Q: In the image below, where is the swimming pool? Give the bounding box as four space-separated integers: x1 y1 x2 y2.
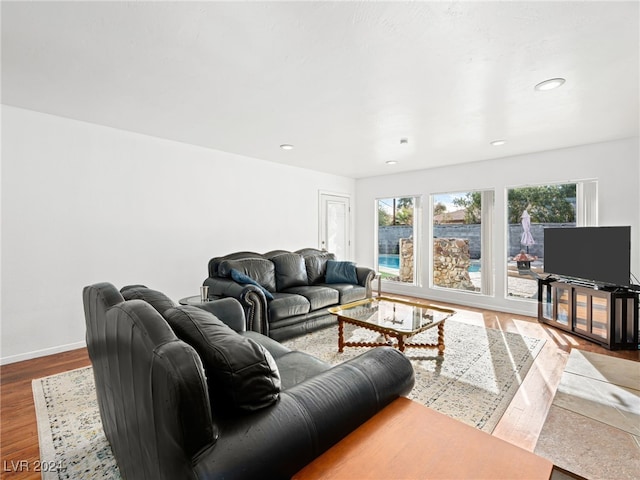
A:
378 254 400 269
469 262 480 273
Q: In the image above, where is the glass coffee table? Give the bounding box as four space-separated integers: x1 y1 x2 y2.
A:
329 297 455 354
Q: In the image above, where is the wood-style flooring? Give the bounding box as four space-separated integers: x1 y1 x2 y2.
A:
1 298 638 480
1 349 91 480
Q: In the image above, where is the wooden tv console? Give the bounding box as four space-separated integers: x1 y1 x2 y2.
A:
293 397 554 480
537 277 639 350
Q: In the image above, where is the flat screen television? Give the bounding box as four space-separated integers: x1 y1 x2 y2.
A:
543 226 631 287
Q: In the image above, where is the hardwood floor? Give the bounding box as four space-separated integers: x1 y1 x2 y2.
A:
1 349 91 480
0 300 637 480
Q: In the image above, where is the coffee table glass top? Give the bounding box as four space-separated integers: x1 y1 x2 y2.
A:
329 296 454 335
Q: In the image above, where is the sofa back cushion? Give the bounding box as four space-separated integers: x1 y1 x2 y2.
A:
218 258 276 292
303 251 336 284
208 251 264 277
271 253 309 291
120 286 176 315
164 306 281 412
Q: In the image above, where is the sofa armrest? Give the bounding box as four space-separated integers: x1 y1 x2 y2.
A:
196 297 247 333
356 266 376 297
193 347 414 480
202 277 268 335
285 345 414 425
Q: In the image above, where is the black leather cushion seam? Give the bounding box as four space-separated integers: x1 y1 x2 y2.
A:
279 391 320 453
341 361 380 405
111 301 177 348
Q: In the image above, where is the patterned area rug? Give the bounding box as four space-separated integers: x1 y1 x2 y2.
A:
284 320 544 432
33 319 544 480
32 367 120 480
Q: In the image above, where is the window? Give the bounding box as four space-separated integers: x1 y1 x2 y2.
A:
431 190 494 294
506 182 596 300
376 196 419 285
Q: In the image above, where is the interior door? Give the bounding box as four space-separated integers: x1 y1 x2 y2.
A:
319 192 351 260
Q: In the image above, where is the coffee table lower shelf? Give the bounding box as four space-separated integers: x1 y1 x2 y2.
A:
338 318 446 353
293 397 554 480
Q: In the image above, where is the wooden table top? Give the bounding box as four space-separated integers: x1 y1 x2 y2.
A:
293 397 553 480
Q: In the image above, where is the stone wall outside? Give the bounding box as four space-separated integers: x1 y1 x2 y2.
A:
432 238 477 291
399 238 413 283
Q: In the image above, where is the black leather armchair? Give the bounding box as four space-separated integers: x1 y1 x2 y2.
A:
83 282 414 480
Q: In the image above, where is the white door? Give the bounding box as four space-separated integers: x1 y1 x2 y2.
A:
319 192 351 260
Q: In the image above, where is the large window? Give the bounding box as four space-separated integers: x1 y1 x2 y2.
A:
506 183 585 299
377 196 419 285
431 190 494 294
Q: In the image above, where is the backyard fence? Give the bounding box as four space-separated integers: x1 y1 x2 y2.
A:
379 223 576 259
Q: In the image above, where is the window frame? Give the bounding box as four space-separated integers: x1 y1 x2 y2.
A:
504 179 598 302
375 195 422 287
429 189 495 296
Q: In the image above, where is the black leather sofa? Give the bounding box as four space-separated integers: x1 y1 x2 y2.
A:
83 282 414 480
203 248 376 341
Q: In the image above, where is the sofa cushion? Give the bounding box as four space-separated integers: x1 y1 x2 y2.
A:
230 269 274 300
303 252 336 284
268 293 310 323
164 306 281 411
209 251 264 277
263 249 291 259
325 260 359 284
272 253 308 290
240 331 332 389
269 351 332 389
317 283 367 304
283 285 339 310
219 258 276 292
120 286 175 315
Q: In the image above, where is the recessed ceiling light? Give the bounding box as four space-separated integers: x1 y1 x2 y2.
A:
400 138 409 145
386 160 398 165
534 78 566 91
280 144 294 150
490 140 506 146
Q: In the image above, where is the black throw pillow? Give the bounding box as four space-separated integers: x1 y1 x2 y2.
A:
164 306 281 412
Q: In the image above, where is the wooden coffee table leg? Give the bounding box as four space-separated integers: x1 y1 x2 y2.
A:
437 321 445 355
338 318 345 352
397 335 405 352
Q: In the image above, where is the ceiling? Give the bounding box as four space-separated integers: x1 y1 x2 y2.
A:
2 1 638 179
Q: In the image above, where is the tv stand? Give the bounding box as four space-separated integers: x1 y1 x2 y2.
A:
538 277 639 350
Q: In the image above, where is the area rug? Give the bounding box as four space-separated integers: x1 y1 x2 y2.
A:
33 319 544 480
284 320 544 432
32 366 121 480
534 349 640 480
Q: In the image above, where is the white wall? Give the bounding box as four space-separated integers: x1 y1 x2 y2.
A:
355 137 640 317
1 106 355 363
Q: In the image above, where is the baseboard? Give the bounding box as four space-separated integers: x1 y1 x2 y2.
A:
0 341 86 365
380 286 539 319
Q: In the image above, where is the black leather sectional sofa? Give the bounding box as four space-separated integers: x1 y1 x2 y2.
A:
83 283 414 480
203 248 376 341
